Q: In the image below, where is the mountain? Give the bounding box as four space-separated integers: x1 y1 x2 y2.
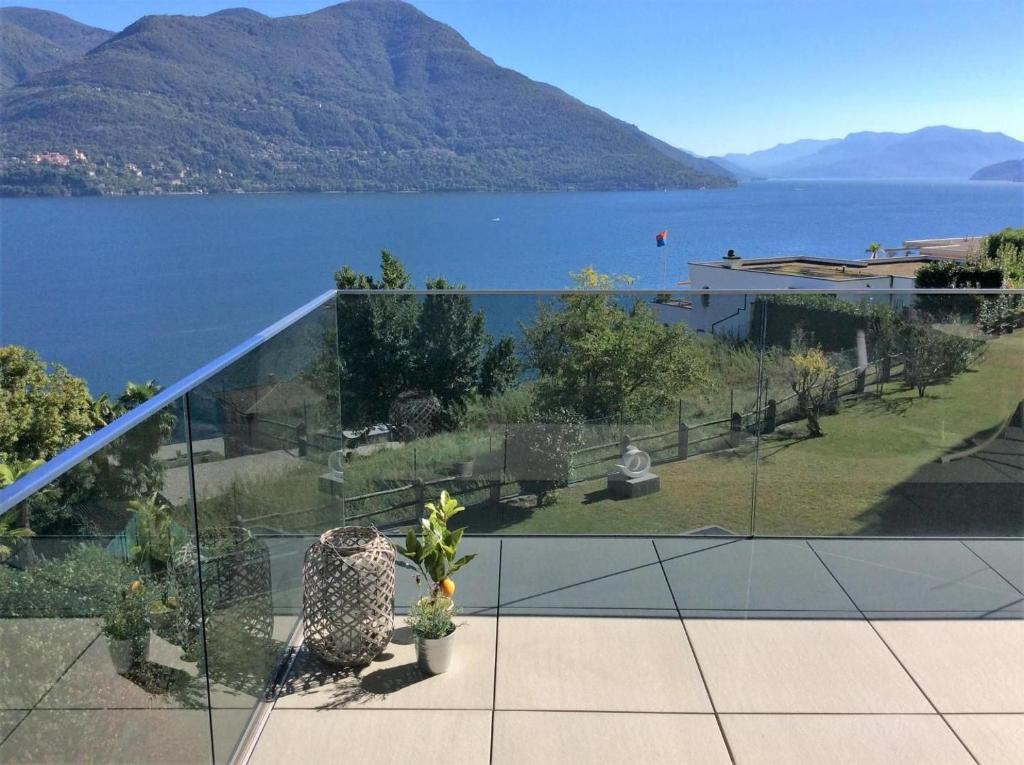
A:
638 133 737 181
0 0 733 196
971 159 1024 182
714 138 840 176
0 7 112 88
723 126 1024 180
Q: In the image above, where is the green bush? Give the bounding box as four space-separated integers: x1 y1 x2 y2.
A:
0 544 136 617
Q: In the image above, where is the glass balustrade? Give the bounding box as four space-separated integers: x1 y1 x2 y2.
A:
2 287 1021 763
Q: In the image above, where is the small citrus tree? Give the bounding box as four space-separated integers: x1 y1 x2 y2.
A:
398 491 476 598
786 348 838 437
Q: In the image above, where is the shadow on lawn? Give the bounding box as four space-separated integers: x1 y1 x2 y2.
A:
856 421 1024 537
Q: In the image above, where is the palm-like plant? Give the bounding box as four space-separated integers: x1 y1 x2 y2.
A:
866 242 884 259
0 515 34 563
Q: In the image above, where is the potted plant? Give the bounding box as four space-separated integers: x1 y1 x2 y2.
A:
397 491 476 675
146 586 179 638
103 580 150 674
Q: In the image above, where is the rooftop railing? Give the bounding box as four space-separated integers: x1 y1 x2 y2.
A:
1 287 1022 763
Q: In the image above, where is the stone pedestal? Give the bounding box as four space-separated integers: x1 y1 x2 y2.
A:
607 471 661 499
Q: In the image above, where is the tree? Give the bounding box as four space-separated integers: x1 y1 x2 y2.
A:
415 279 487 429
901 325 973 398
0 346 95 464
522 269 712 421
479 336 520 397
865 242 883 259
785 347 838 437
335 251 421 426
105 380 175 498
865 305 904 391
334 252 494 432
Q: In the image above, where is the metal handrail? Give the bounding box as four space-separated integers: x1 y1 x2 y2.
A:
0 288 338 513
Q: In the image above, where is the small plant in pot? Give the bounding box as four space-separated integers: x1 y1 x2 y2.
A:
103 580 151 674
397 491 475 675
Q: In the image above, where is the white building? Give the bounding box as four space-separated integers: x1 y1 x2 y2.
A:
654 243 971 338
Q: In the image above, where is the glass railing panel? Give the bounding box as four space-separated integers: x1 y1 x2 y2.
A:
185 295 338 763
751 292 1024 537
332 290 762 536
0 398 213 764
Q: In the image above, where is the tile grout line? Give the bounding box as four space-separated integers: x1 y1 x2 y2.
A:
652 539 736 765
958 540 1024 598
0 626 101 753
488 539 502 765
5 629 103 746
805 541 981 765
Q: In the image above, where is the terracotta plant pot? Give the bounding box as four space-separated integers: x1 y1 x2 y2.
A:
107 633 150 675
416 629 456 675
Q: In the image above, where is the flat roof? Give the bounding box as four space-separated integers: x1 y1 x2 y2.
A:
689 255 940 282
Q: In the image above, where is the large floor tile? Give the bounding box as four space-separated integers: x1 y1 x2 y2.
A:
0 711 26 744
495 615 711 712
810 539 1023 614
946 714 1024 765
657 538 857 614
498 538 674 611
250 709 491 765
38 630 209 710
395 537 501 610
492 711 730 765
0 618 100 708
685 618 931 713
721 714 973 764
276 616 496 710
873 620 1024 712
963 540 1024 593
0 709 215 764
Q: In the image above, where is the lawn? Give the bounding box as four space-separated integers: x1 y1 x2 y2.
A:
464 331 1024 537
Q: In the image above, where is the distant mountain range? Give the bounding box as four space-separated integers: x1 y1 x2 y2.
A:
714 127 1024 180
0 7 111 88
0 0 733 196
971 159 1023 182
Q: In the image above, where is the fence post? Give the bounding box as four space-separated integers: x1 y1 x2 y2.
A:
855 368 866 395
677 421 689 460
765 400 777 433
413 478 425 521
728 411 743 447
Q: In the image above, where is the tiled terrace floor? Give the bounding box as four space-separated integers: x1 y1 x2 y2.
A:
2 536 1021 763
248 537 1024 765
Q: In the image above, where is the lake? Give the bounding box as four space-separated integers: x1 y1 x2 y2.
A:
1 180 1021 395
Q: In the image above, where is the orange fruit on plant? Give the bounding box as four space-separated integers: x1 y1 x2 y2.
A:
440 578 456 598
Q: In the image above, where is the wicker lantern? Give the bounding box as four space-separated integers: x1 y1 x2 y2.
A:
303 527 396 666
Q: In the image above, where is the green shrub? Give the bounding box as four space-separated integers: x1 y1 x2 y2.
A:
0 544 136 617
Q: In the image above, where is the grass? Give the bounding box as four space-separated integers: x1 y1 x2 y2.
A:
463 331 1024 537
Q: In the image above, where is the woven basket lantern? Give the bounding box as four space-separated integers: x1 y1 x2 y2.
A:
303 526 396 666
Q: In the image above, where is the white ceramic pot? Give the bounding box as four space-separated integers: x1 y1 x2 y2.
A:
108 633 150 674
416 629 455 675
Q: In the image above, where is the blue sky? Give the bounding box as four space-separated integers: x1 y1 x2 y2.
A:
4 0 1022 155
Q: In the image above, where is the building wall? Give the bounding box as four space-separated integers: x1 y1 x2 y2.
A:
660 265 916 339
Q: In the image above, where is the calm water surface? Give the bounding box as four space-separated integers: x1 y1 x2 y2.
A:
1 180 1021 394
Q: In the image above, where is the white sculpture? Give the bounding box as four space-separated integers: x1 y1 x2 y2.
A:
616 444 651 478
